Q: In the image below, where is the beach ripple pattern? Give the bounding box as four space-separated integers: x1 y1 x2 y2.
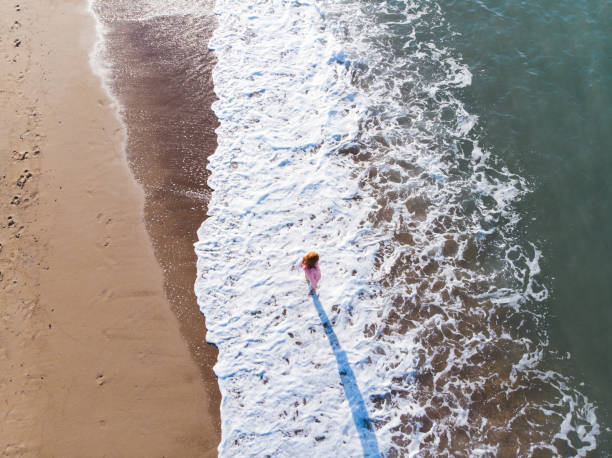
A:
196 0 600 456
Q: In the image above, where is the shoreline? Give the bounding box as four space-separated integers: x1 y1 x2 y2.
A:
1 1 219 456
89 0 221 390
89 0 221 426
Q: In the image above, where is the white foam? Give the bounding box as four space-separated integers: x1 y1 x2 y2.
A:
86 0 129 171
197 0 600 456
196 1 389 455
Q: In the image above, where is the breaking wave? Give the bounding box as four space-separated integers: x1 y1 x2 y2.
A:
195 0 600 456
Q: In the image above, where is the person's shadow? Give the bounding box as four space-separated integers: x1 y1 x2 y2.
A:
311 292 381 457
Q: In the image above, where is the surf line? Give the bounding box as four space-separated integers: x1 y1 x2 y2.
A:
311 293 381 457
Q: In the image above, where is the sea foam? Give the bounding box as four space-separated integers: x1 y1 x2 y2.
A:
196 0 600 456
196 1 386 455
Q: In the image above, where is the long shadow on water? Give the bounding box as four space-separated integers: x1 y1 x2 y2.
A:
311 293 381 457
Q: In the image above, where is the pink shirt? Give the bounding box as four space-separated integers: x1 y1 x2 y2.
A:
301 262 321 289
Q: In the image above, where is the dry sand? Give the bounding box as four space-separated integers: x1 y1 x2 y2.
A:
0 1 219 456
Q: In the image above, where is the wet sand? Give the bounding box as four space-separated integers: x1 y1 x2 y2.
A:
96 2 220 389
0 0 219 456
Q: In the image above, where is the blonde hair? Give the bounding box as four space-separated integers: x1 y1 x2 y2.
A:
302 251 319 269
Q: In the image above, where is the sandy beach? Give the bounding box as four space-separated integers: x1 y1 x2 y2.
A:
1 1 219 456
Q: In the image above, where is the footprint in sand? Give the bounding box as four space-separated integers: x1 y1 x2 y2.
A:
12 150 28 161
13 39 21 48
16 170 32 188
96 213 113 226
10 196 21 206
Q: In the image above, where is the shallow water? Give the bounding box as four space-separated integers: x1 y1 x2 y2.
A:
442 0 612 452
196 0 607 455
92 0 611 455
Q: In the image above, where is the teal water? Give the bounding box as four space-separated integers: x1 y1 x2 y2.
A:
92 0 610 454
442 0 612 451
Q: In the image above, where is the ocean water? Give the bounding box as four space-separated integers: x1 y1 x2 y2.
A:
90 0 611 455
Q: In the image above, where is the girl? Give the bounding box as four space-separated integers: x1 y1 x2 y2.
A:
301 251 321 290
